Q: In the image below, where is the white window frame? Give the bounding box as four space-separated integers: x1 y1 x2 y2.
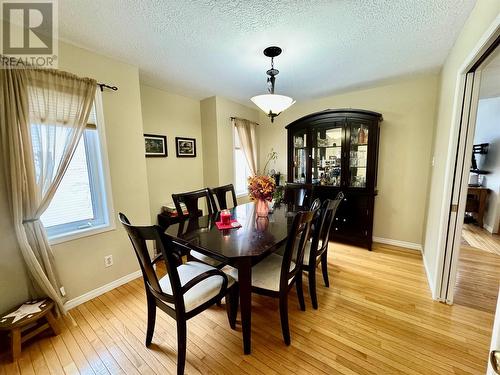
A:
233 126 251 198
46 89 115 245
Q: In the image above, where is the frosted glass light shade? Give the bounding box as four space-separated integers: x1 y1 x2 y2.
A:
250 94 295 117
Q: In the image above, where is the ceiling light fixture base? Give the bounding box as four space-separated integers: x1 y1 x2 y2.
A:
263 46 282 58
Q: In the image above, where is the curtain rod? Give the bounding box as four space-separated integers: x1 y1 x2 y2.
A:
97 83 118 92
230 116 260 125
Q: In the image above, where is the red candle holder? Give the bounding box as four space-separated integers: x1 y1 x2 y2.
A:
220 209 231 225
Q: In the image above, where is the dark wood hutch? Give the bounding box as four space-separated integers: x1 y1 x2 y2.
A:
286 109 382 250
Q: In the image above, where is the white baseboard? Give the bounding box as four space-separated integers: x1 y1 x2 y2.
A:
372 236 422 251
64 270 142 311
422 250 440 300
484 223 494 233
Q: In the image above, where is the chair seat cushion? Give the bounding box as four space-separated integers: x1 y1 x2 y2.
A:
190 250 224 267
227 253 295 292
159 261 234 312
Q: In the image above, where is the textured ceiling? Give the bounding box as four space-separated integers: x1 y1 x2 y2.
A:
59 0 476 103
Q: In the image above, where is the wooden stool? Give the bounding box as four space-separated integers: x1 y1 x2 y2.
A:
0 299 59 362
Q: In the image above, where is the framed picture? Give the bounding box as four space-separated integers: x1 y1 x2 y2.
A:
144 134 167 157
175 137 196 157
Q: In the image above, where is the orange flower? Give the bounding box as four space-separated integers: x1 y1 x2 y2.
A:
248 175 276 201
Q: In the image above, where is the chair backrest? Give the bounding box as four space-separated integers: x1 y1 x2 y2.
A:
119 213 183 309
309 192 344 263
283 183 313 207
210 183 238 211
172 188 214 219
280 210 316 291
309 198 322 235
310 198 321 212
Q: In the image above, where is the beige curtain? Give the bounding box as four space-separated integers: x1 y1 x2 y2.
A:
0 63 96 313
233 117 258 175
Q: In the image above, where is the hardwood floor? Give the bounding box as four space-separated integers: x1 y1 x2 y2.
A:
456 223 500 314
462 223 500 256
454 245 500 314
0 243 495 374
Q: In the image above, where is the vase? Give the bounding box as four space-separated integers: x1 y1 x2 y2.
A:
255 216 269 231
255 199 269 217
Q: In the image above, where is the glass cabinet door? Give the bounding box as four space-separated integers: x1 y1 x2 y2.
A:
312 125 343 186
348 121 369 188
292 131 307 183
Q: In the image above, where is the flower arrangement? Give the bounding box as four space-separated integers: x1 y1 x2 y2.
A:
248 148 278 202
248 174 276 202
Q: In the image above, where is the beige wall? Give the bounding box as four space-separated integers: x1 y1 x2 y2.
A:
423 1 500 295
141 85 204 220
200 96 260 188
257 74 439 245
200 97 219 188
0 41 152 311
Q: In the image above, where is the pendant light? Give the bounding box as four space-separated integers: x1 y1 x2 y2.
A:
251 46 295 122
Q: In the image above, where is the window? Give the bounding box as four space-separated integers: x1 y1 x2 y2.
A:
39 92 113 242
234 129 251 196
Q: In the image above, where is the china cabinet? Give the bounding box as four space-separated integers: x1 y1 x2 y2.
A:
286 109 382 249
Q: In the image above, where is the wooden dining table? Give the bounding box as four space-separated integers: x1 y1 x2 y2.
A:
165 202 298 354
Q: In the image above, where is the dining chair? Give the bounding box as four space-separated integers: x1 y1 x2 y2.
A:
209 183 238 211
302 191 344 309
172 188 223 268
172 188 214 219
226 210 315 345
119 213 238 375
283 183 313 207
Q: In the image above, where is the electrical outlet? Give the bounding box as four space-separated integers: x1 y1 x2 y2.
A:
104 255 113 268
59 286 66 297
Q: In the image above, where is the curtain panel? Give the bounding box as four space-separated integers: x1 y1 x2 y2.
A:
232 117 258 176
0 63 96 313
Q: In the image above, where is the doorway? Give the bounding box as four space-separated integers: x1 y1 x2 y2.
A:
440 33 500 303
453 47 500 314
438 24 500 374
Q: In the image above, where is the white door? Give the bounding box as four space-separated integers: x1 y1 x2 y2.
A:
439 71 482 303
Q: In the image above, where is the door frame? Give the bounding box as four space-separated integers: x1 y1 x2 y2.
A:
435 16 500 303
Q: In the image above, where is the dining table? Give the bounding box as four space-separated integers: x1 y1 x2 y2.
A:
165 201 299 354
